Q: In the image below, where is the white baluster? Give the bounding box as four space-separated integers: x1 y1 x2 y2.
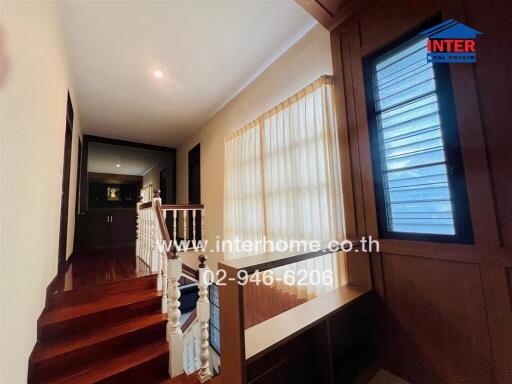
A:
197 255 212 383
145 209 150 266
161 247 168 314
172 210 177 241
192 335 198 370
184 209 187 243
136 197 142 258
167 248 184 378
142 209 147 265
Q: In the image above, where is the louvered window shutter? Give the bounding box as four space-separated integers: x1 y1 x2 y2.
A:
365 33 473 242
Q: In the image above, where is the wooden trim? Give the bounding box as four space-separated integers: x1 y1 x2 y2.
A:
139 202 152 210
220 240 360 274
161 204 204 210
88 172 143 185
153 200 172 259
331 29 358 238
182 263 199 280
295 0 373 32
80 136 89 211
219 265 246 384
84 134 175 153
182 309 197 332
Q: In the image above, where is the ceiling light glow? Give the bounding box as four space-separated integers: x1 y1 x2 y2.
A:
116 164 121 168
153 70 163 79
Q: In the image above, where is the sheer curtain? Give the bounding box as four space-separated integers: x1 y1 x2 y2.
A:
224 76 346 296
223 122 265 259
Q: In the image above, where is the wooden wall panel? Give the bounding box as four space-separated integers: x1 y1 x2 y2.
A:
508 267 512 308
464 0 512 246
382 254 494 383
297 0 512 381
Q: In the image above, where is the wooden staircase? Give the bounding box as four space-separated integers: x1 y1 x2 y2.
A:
29 274 181 383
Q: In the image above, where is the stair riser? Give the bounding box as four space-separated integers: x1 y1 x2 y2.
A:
46 276 157 310
30 321 166 383
98 352 169 384
38 297 161 343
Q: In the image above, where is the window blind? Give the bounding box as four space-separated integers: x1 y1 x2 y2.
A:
370 37 456 235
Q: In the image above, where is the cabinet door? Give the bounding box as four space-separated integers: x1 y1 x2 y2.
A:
109 209 136 245
79 211 110 249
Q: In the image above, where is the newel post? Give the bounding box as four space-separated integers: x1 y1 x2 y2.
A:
197 255 212 383
167 245 184 378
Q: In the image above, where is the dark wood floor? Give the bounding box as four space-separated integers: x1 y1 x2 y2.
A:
48 244 151 294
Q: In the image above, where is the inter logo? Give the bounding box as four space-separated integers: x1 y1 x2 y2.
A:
420 19 482 63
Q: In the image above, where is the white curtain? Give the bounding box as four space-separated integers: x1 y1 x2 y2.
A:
223 122 265 259
224 76 346 296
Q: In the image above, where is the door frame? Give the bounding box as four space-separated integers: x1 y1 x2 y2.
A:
58 92 74 267
80 135 177 212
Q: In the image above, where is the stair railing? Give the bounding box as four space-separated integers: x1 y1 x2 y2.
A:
138 189 211 382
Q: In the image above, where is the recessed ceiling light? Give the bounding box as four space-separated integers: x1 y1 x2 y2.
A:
153 70 163 79
116 164 121 168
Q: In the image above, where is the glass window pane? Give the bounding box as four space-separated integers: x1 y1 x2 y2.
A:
371 37 456 236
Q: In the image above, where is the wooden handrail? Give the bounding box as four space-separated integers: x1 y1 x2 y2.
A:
182 309 197 332
161 204 205 210
183 263 199 280
139 202 152 209
153 199 173 259
219 239 361 275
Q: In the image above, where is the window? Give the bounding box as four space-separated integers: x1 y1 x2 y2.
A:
364 27 473 243
223 76 346 295
224 76 344 257
209 283 220 354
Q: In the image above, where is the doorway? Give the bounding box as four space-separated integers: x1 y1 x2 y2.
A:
73 138 82 252
58 93 74 267
160 168 167 203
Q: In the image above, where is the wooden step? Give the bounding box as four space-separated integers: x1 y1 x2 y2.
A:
46 274 158 310
52 339 169 384
30 313 167 382
38 290 161 342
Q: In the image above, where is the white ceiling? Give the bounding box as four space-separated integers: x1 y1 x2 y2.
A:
61 1 316 147
88 142 169 176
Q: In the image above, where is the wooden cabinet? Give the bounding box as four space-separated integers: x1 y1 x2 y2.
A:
78 209 136 249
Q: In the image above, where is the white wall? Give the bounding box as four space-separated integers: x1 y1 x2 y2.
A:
176 25 332 270
0 2 82 382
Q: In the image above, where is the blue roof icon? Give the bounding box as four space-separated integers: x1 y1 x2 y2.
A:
420 19 482 39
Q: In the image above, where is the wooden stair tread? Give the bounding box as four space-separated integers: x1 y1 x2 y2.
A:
52 339 168 384
32 313 166 363
39 290 161 326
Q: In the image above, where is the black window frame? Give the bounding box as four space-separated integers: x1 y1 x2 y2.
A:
209 283 221 355
363 18 474 244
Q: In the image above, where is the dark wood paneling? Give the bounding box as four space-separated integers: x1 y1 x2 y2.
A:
309 0 512 382
508 267 512 309
464 0 512 246
78 209 136 249
245 294 376 384
88 172 142 185
383 253 493 383
295 0 372 31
